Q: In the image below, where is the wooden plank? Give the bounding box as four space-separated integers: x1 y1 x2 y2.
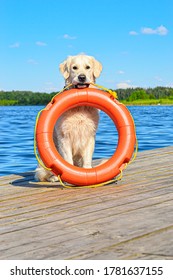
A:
76 227 173 260
1 201 173 259
0 177 172 233
0 184 173 224
0 146 173 260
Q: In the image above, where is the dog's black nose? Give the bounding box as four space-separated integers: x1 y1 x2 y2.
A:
78 74 86 83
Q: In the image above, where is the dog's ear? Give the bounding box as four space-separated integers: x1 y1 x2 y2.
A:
93 58 102 78
59 56 72 79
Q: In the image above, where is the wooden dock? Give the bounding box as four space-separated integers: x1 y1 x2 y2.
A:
0 146 173 260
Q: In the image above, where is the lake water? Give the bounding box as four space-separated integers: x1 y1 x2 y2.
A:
0 105 173 176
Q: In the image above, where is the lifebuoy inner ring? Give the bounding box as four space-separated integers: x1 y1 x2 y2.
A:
36 88 136 186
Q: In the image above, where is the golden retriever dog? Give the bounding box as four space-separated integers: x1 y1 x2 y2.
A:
35 54 102 182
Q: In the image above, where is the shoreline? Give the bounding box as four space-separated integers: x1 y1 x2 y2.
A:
122 103 173 106
121 99 173 106
1 100 173 106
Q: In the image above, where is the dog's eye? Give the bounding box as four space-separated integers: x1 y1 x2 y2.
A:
72 66 78 70
86 65 90 69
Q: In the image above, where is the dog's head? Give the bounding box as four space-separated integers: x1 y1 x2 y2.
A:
59 54 102 88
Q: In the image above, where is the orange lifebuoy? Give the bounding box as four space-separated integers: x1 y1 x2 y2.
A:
36 88 136 186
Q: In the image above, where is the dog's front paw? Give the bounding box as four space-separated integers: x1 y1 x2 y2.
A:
48 175 59 182
35 165 59 183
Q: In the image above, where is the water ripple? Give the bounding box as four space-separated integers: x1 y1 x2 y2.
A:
0 105 173 176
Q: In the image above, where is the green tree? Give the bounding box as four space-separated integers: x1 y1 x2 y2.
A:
129 89 148 101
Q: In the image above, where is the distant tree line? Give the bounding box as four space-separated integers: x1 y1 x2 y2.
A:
0 90 57 106
0 87 173 105
116 87 173 101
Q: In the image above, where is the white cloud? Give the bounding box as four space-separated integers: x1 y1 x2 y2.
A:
63 34 77 40
129 31 138 36
156 25 168 35
116 82 130 89
129 25 168 37
36 41 47 46
141 25 168 36
9 42 20 48
141 27 156 35
116 81 136 89
117 70 125 75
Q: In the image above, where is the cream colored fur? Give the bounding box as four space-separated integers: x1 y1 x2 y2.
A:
35 54 102 182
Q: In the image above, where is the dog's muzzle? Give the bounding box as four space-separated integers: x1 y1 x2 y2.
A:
75 74 90 88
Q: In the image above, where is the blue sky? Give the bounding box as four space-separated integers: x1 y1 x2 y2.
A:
0 0 173 92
